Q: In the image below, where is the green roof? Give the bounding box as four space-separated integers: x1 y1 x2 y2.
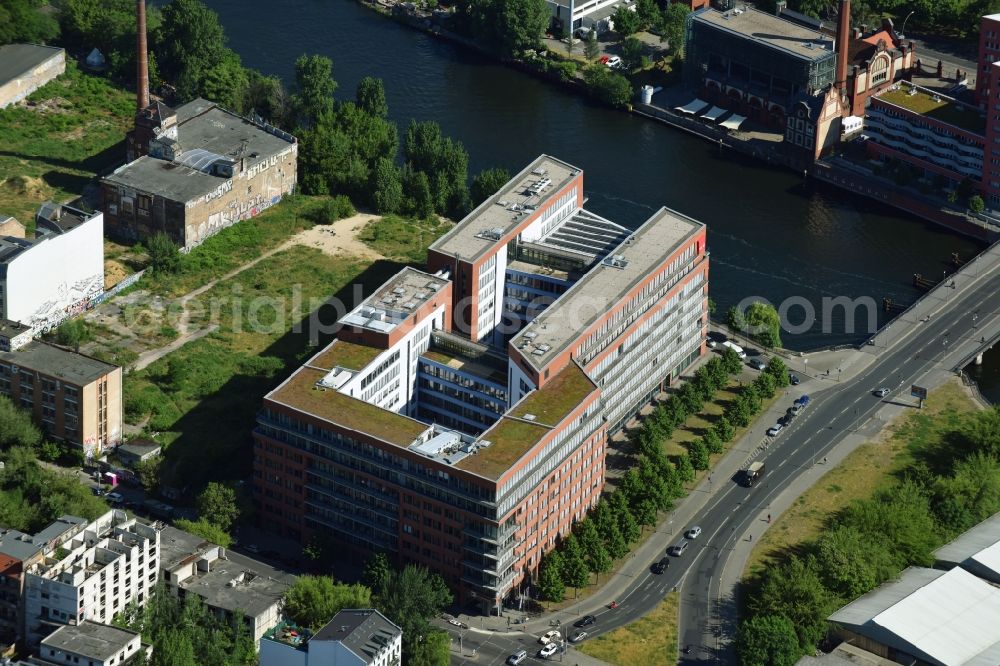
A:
271 368 428 446
309 340 382 372
456 363 598 480
879 86 986 134
509 362 597 426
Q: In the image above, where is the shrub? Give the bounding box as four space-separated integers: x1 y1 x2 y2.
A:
315 195 356 223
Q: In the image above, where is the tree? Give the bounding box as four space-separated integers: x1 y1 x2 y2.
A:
244 70 289 126
969 194 986 213
688 438 709 470
283 576 372 631
155 628 197 666
491 0 548 57
197 49 249 112
702 430 724 454
814 526 899 599
620 37 645 71
959 406 1000 458
409 629 450 666
720 347 743 375
933 452 1000 534
745 302 783 348
146 232 181 274
292 54 337 125
0 395 41 450
765 356 790 388
839 480 939 569
582 64 633 108
158 0 230 99
612 5 641 38
173 518 232 548
372 158 404 214
134 455 162 493
726 305 747 334
635 0 659 28
374 565 453 664
560 534 591 591
604 520 629 559
713 415 736 443
356 76 388 117
753 371 777 399
736 614 802 666
0 0 58 46
196 482 239 532
747 555 832 651
675 454 695 483
660 3 690 56
706 357 728 388
538 551 566 601
727 399 752 428
743 383 762 413
404 168 436 219
362 552 392 591
470 167 511 206
584 30 601 61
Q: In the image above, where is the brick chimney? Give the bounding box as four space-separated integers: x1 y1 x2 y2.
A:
137 0 149 111
835 0 851 93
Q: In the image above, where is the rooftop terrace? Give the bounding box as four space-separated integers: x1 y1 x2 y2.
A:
340 266 450 334
877 83 986 134
692 7 835 61
455 363 597 481
308 339 383 372
429 155 581 261
510 207 704 372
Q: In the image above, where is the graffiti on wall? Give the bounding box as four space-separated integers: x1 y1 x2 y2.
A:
28 269 146 337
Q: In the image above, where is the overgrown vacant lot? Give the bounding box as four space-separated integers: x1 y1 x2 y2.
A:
0 62 133 225
579 592 679 664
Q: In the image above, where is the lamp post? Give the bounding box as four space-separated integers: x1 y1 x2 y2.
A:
900 10 915 39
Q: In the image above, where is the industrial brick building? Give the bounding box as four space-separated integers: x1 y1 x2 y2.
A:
0 342 122 458
102 98 297 249
253 155 708 612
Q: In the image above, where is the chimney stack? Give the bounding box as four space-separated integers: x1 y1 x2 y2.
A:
835 0 851 93
137 0 149 111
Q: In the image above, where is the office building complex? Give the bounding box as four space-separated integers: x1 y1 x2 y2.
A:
0 342 122 457
253 155 708 611
23 511 161 647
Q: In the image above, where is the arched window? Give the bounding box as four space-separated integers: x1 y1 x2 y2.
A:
871 55 891 85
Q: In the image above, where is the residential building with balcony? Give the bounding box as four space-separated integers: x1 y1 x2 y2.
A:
253 155 708 612
23 511 161 647
0 342 122 457
865 81 987 191
260 609 401 666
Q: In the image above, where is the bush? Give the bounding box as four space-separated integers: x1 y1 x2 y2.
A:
582 64 633 108
314 195 356 223
146 231 181 274
549 60 578 81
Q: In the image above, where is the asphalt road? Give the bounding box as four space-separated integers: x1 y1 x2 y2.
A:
676 271 1000 660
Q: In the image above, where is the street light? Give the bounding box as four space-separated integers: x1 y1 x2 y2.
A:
900 10 915 39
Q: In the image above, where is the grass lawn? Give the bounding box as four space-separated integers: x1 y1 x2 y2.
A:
122 244 405 494
358 214 451 263
0 61 133 227
578 592 679 665
743 379 982 577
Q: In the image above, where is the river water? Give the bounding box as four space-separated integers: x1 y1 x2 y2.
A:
202 0 999 398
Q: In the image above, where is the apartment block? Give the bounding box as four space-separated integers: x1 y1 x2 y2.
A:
253 155 708 612
0 203 103 335
977 14 1000 106
260 609 401 666
29 622 149 666
23 511 161 647
0 342 122 457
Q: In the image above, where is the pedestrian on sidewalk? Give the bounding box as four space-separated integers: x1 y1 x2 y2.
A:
767 514 771 523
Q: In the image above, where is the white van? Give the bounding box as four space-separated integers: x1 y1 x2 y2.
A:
721 340 746 359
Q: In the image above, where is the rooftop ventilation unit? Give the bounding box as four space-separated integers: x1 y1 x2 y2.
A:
479 440 492 448
538 344 551 352
392 287 406 295
497 200 509 206
415 291 428 299
426 281 441 290
532 348 546 356
523 331 537 339
381 297 395 304
402 301 417 309
531 168 548 176
523 414 537 421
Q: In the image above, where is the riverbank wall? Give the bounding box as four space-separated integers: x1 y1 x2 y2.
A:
358 0 996 243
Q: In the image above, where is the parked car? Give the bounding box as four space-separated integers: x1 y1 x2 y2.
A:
539 630 561 645
766 423 784 437
570 631 589 643
788 404 803 416
789 373 800 385
795 394 810 406
605 55 622 69
91 487 104 497
448 618 468 629
598 55 610 64
707 339 718 348
575 615 596 628
873 387 889 397
685 526 702 539
507 649 528 665
749 358 767 371
539 643 559 658
106 492 124 504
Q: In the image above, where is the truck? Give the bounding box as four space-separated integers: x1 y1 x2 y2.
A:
743 461 765 487
722 340 746 359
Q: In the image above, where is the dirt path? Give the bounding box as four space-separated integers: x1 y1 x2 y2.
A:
125 214 382 371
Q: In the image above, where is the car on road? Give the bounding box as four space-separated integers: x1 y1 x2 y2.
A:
539 643 559 658
447 619 468 629
788 404 803 417
652 556 670 574
685 526 702 539
106 492 124 504
766 423 784 437
795 394 810 406
575 615 596 628
668 541 689 556
789 373 800 385
570 630 589 643
539 630 561 645
873 387 890 397
506 649 528 665
749 358 767 371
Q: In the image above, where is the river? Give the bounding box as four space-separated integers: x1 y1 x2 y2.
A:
202 0 998 398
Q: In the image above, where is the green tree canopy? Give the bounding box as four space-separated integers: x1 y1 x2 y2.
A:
146 231 181 274
283 576 373 631
292 53 337 125
356 76 388 118
158 0 232 101
660 3 690 55
0 395 41 450
470 167 512 206
538 550 566 601
736 614 802 666
745 301 783 348
582 64 633 108
747 555 832 650
372 157 404 214
612 5 641 38
197 482 239 531
814 526 899 599
173 518 232 548
0 0 59 45
374 564 453 665
362 552 392 591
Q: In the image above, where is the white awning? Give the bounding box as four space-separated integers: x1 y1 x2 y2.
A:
701 106 728 122
675 98 710 114
720 114 747 130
